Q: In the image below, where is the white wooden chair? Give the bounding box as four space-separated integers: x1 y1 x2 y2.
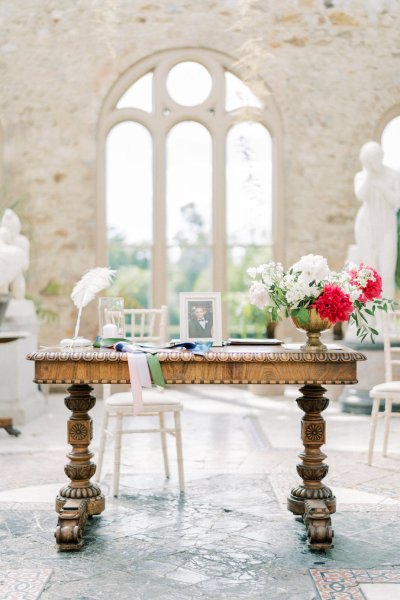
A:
368 309 400 465
96 305 185 495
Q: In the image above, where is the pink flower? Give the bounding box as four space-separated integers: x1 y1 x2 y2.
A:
349 264 383 304
313 284 353 324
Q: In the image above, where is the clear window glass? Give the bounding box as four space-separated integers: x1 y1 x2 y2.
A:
226 121 272 336
167 61 212 106
225 72 262 112
226 121 272 245
106 122 153 307
227 245 272 338
381 116 400 171
167 247 212 337
166 121 213 320
117 73 153 111
166 121 212 245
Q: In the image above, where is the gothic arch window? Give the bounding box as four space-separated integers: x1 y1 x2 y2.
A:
380 114 400 170
379 111 400 293
98 48 282 336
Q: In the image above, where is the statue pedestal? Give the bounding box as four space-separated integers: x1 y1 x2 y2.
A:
339 341 398 414
0 299 45 424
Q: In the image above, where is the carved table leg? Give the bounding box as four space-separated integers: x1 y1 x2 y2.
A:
287 385 335 550
55 384 105 551
0 418 20 437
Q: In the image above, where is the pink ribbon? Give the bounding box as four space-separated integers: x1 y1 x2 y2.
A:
127 352 152 415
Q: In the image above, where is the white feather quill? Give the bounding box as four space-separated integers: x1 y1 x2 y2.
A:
71 267 115 340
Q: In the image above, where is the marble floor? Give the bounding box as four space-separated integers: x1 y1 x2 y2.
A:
1 385 400 599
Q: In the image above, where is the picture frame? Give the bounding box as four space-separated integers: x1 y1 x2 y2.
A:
179 292 223 346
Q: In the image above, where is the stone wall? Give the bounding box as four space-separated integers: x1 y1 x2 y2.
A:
1 0 399 343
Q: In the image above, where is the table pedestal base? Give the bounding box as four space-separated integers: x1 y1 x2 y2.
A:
0 417 20 436
303 499 334 550
287 384 335 551
54 384 105 551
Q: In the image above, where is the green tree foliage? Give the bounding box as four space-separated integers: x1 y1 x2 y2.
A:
107 206 272 337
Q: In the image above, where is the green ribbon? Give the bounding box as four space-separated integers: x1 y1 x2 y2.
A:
146 353 165 388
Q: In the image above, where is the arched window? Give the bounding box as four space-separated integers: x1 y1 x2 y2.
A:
381 115 400 170
98 49 281 336
380 113 400 293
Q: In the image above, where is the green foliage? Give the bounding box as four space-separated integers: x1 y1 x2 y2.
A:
106 265 149 309
26 294 59 324
349 298 397 343
108 233 150 271
107 203 273 337
225 291 271 338
290 307 310 325
39 279 64 296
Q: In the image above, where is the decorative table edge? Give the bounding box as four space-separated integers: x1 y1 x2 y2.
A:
26 348 367 363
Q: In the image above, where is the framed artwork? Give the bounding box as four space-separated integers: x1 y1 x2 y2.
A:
179 292 222 346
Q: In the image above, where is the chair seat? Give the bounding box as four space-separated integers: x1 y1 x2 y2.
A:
105 390 182 410
370 381 400 396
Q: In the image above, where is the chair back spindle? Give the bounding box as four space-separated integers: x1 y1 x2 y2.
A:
124 305 168 344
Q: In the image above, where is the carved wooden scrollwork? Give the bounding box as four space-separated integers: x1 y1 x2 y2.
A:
27 348 367 363
64 464 96 481
55 499 87 551
296 464 329 482
303 499 334 550
65 396 96 412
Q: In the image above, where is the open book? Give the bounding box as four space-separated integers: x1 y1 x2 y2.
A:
227 338 282 345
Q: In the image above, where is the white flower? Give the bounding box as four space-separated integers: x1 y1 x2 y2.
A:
284 277 314 306
329 271 360 302
356 266 376 287
247 267 258 279
249 281 270 310
259 262 284 286
290 254 330 285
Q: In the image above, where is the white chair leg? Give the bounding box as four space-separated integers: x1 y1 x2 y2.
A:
41 383 50 406
113 413 123 497
383 398 393 457
159 412 170 479
96 409 109 482
174 410 185 493
368 397 381 466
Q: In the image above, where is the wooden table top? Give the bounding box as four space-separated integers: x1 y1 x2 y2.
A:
27 345 366 386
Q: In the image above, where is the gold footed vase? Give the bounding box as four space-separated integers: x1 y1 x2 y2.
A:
290 308 333 352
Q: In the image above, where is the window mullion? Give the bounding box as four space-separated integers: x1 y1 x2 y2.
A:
210 64 226 336
213 128 227 337
152 66 167 308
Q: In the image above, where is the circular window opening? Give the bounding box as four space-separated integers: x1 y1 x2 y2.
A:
166 61 212 106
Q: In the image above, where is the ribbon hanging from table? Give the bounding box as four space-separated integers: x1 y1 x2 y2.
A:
98 339 214 412
126 352 152 415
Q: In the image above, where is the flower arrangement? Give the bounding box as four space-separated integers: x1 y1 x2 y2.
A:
248 254 395 343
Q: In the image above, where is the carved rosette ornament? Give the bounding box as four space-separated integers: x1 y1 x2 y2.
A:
55 384 105 549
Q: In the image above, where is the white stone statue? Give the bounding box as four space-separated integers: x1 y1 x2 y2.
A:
354 141 400 300
0 209 30 300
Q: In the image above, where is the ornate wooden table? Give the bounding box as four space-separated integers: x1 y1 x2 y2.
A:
27 345 365 552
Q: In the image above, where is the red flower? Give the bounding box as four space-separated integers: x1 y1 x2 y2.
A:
313 284 353 324
349 264 383 304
